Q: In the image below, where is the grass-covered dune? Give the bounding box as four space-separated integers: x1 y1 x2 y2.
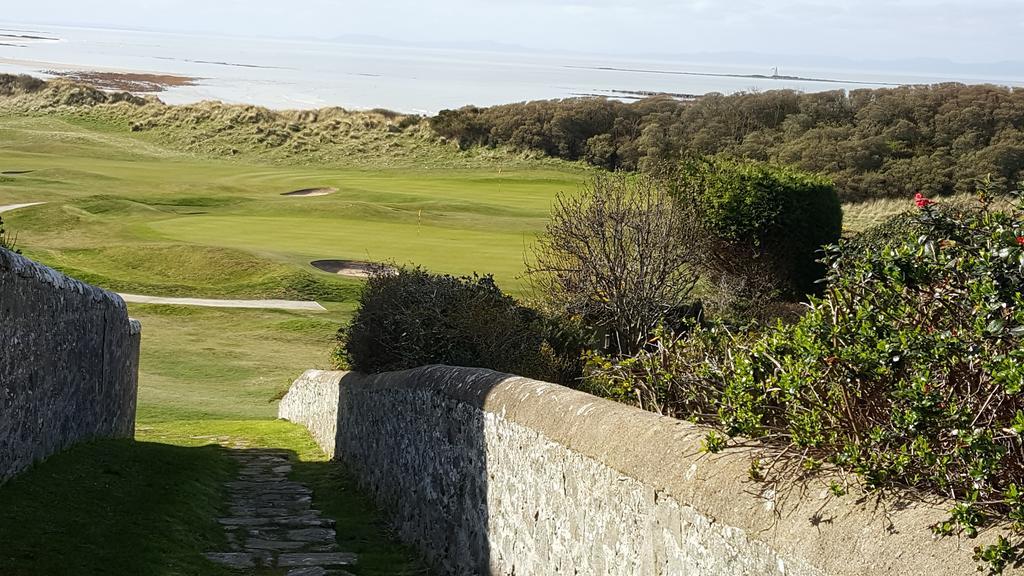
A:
0 73 566 169
0 75 589 294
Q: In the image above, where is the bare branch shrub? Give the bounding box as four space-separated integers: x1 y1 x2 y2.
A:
528 174 700 353
0 216 18 253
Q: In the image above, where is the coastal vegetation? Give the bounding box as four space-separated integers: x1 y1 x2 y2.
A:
0 76 572 574
0 73 558 170
334 175 1022 572
431 83 1024 202
581 191 1024 572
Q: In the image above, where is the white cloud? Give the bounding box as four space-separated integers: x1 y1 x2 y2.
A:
1 0 1018 62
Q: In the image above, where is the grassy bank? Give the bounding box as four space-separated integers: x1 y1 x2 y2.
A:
131 303 351 422
0 439 235 576
0 420 427 575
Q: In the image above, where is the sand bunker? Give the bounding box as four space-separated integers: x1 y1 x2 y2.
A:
311 260 395 278
282 187 337 197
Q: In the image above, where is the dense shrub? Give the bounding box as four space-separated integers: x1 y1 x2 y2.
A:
337 267 581 383
582 324 736 418
431 84 1024 202
671 157 842 299
585 192 1024 573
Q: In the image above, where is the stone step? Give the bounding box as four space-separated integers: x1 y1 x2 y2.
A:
203 551 269 569
286 567 358 576
277 552 358 568
245 538 309 551
218 515 335 528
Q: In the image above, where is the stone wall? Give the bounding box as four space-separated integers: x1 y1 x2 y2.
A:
1 247 140 483
279 366 1020 576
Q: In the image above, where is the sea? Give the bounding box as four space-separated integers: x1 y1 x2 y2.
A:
2 23 1022 115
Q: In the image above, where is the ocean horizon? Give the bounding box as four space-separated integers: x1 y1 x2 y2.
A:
2 22 1023 114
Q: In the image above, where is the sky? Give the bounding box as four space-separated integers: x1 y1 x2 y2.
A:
3 0 1021 63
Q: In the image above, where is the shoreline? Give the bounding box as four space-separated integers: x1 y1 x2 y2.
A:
565 64 904 87
0 58 200 93
45 70 199 92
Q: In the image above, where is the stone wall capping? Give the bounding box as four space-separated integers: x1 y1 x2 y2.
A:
280 366 1020 576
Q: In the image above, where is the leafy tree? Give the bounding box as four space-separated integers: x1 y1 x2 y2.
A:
430 84 1024 202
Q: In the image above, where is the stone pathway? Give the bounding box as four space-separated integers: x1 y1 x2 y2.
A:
204 444 357 575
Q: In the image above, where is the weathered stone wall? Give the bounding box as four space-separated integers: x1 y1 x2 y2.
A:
1 247 140 483
279 366 1020 576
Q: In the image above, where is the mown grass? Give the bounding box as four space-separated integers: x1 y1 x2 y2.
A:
0 439 236 576
0 114 584 293
131 303 352 421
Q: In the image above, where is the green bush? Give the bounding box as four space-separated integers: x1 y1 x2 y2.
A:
585 191 1024 573
338 266 582 383
673 157 842 298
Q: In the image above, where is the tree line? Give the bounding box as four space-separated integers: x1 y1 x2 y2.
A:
430 83 1024 201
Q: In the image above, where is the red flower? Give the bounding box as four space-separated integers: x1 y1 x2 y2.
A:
1017 236 1024 246
914 193 933 208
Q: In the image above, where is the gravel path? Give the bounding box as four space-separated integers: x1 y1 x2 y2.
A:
119 293 327 312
